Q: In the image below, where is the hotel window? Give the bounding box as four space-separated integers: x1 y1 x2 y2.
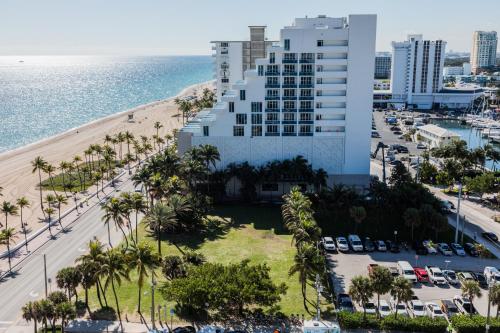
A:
229 101 234 113
300 113 312 121
269 52 275 64
283 113 295 121
317 53 324 59
283 53 296 61
315 102 322 108
266 125 279 134
300 125 312 133
267 101 278 109
284 89 296 97
284 64 296 73
251 125 262 136
267 77 279 85
316 78 323 84
220 42 229 47
283 101 295 109
301 64 313 73
301 89 313 97
283 76 295 85
266 113 279 121
301 77 312 85
203 126 209 136
258 65 264 76
301 101 312 109
251 102 262 112
267 64 279 73
233 126 244 136
267 89 279 98
317 40 324 47
221 78 229 83
236 114 247 124
251 114 262 124
283 125 295 133
300 53 314 62
239 90 246 100
315 127 322 133
284 39 290 51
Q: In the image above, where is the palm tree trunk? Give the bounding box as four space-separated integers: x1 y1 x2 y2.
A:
21 209 29 251
49 174 57 196
138 284 142 314
135 211 139 243
7 241 12 273
98 279 108 306
38 169 45 216
58 206 64 231
95 281 104 308
377 294 381 319
4 214 7 228
301 282 309 313
111 278 124 333
107 223 112 248
85 286 91 315
117 224 129 249
33 316 37 333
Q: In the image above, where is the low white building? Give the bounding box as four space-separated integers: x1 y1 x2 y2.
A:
418 124 460 148
443 63 471 76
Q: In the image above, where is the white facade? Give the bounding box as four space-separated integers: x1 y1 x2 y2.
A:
471 31 498 74
443 63 471 76
391 34 446 105
179 15 377 185
418 124 460 148
212 26 276 100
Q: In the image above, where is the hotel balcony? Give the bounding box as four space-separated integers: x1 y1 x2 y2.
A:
282 96 297 100
265 96 280 100
265 71 280 76
298 120 314 124
265 133 280 137
315 71 348 78
299 59 315 63
298 108 314 112
265 83 280 88
265 120 280 124
282 71 297 76
282 132 297 136
316 58 348 66
315 83 347 90
298 132 313 136
282 108 297 113
265 108 279 112
299 83 314 88
299 96 314 100
282 120 297 124
281 83 297 88
299 71 314 76
282 59 298 64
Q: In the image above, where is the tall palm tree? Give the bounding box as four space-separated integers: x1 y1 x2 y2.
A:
390 277 414 318
124 131 135 174
0 227 18 273
44 207 56 237
369 266 393 318
489 284 500 318
154 122 163 141
55 302 76 333
31 156 48 213
1 201 18 229
101 249 129 332
58 161 71 197
101 197 128 248
349 275 374 320
118 192 133 238
126 242 160 315
461 280 482 317
130 193 147 242
116 132 125 160
16 197 30 250
43 164 58 196
22 301 39 333
72 156 83 191
144 203 177 256
76 240 107 308
55 194 68 231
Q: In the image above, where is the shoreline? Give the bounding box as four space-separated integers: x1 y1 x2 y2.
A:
0 80 213 160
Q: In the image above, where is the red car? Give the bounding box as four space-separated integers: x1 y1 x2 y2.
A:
414 267 430 283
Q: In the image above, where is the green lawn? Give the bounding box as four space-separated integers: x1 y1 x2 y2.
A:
82 205 332 322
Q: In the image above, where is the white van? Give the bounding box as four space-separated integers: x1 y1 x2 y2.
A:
397 261 417 283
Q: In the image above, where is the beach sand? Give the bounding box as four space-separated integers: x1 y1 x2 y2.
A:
0 80 214 246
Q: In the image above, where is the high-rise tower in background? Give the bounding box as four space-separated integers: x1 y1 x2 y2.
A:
471 31 498 74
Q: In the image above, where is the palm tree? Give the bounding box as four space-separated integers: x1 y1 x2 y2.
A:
76 240 107 308
144 203 177 256
44 207 55 237
349 206 366 233
37 299 54 333
32 156 48 214
461 280 482 317
1 201 18 229
154 122 163 141
489 284 500 318
390 276 414 318
129 193 147 242
58 161 71 197
43 164 58 196
124 131 135 173
56 267 82 302
55 194 67 231
282 187 313 232
0 227 18 273
22 301 39 333
55 302 76 333
369 266 393 318
101 249 129 333
349 276 374 320
288 243 324 313
101 197 127 248
126 242 160 315
118 192 133 239
403 207 421 241
16 197 30 250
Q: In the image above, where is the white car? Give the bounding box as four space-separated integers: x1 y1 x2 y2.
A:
348 234 364 252
453 295 476 315
378 300 393 317
484 267 500 284
363 302 377 315
423 240 437 254
443 270 459 285
450 243 466 256
425 266 447 285
408 299 427 317
390 298 409 317
426 302 446 319
336 237 349 252
322 237 336 252
438 243 453 256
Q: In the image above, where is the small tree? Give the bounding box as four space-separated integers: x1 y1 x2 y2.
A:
461 280 482 317
369 266 393 318
349 206 366 233
390 277 414 318
489 284 500 318
349 276 373 320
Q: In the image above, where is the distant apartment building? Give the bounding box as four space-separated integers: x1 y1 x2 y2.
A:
180 15 377 186
443 63 471 76
212 26 276 100
471 31 498 74
374 52 391 79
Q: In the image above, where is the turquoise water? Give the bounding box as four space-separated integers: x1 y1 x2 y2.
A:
0 56 212 153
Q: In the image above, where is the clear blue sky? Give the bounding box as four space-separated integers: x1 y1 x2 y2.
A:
1 0 499 55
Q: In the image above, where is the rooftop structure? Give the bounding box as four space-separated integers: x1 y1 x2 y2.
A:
418 124 460 148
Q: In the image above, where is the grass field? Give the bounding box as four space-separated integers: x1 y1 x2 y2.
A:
82 205 333 322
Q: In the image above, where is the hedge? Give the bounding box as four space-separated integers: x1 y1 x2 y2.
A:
451 315 500 333
337 311 448 333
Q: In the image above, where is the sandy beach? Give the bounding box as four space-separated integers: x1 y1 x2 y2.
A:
0 80 214 247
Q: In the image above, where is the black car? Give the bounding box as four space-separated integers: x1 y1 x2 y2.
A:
482 232 498 243
389 160 403 167
472 272 489 288
397 146 409 153
464 243 479 257
364 237 375 252
394 131 403 135
412 241 428 255
337 293 355 312
386 240 400 253
173 327 196 333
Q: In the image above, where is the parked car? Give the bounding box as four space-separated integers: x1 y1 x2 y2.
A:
484 267 500 284
425 266 447 285
173 327 196 333
398 261 417 283
348 235 364 252
390 126 402 131
337 293 355 312
464 243 479 257
457 272 476 285
389 160 403 167
386 240 401 253
426 302 446 319
336 237 349 252
450 243 466 256
371 131 381 138
322 237 337 252
412 241 428 255
364 237 375 252
375 240 387 252
441 200 455 213
441 300 460 318
417 143 427 149
378 300 393 317
394 131 403 135
414 267 430 283
472 272 488 288
438 243 453 256
388 266 400 277
363 302 377 315
390 298 409 317
422 240 437 254
482 232 498 243
397 146 409 153
453 295 477 315
408 299 427 317
443 270 459 285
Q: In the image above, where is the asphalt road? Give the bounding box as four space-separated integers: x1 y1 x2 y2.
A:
0 176 136 331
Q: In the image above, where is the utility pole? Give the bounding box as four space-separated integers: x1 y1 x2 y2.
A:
44 254 48 298
454 183 462 243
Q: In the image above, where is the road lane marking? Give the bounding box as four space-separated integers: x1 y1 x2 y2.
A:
29 291 39 298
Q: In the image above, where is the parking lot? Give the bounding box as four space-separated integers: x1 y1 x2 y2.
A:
327 248 499 316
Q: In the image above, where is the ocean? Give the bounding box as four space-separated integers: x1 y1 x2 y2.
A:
0 55 212 153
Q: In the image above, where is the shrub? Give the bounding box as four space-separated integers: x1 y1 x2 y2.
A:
450 315 500 333
337 311 379 329
381 314 447 333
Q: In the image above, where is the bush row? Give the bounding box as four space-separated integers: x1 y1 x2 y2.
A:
451 315 500 333
337 311 448 333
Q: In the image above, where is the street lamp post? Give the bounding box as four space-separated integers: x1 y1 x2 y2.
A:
455 183 462 243
394 230 398 243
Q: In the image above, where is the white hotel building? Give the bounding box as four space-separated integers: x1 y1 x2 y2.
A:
179 15 377 185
